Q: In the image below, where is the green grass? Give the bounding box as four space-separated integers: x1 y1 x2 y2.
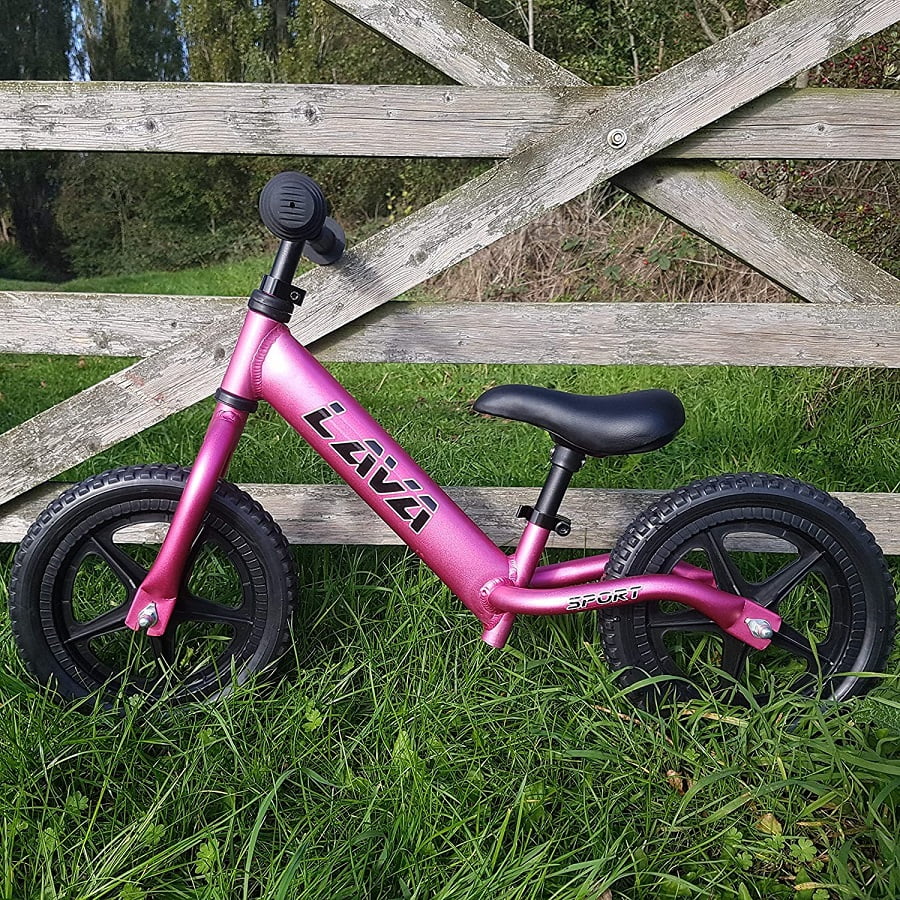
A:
0 254 273 296
1 552 898 899
1 262 899 898
2 356 899 495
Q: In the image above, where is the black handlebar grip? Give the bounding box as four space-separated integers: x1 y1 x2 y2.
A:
304 217 346 266
259 171 328 242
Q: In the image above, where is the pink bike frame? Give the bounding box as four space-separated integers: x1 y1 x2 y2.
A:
125 309 781 651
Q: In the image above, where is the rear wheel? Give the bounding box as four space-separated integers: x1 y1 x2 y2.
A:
600 474 895 705
9 465 297 705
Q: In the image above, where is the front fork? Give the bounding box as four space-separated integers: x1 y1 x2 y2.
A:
124 403 248 636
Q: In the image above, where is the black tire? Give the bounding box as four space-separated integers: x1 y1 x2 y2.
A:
9 465 297 705
601 473 896 705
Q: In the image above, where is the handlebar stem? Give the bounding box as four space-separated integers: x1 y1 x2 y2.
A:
270 239 304 284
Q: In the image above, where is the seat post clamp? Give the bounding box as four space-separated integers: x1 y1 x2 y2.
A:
516 505 572 537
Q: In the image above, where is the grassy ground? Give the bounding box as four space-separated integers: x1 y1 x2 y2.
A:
0 255 275 296
0 262 898 899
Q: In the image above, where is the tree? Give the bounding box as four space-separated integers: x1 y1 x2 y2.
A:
74 0 185 81
56 0 195 275
180 0 271 82
178 0 472 230
0 0 74 277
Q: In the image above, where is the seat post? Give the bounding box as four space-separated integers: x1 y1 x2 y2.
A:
518 444 585 535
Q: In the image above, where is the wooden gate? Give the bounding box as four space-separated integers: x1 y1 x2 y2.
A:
1 0 899 550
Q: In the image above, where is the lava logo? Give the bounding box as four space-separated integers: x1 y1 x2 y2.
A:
303 402 438 534
566 586 642 611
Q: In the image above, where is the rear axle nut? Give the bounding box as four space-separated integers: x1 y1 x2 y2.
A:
745 617 774 640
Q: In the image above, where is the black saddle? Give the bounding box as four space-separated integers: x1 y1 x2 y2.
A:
473 384 685 458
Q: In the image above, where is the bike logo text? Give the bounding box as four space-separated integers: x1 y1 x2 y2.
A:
304 403 438 534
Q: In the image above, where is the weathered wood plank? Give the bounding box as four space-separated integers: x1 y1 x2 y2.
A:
2 483 897 553
0 81 599 156
312 301 900 367
3 81 899 159
0 291 234 356
329 0 585 88
337 0 900 307
4 295 900 368
667 87 900 160
0 0 896 508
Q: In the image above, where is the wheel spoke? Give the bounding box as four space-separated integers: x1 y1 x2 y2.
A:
174 594 253 627
184 524 211 568
65 602 131 647
87 535 149 595
696 529 751 597
770 623 819 668
753 547 824 609
150 631 177 671
649 608 720 633
720 636 751 680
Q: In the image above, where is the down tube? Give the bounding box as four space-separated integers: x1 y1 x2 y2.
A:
256 326 511 627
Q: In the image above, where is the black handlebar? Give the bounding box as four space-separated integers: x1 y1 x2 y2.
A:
305 216 346 266
258 171 345 267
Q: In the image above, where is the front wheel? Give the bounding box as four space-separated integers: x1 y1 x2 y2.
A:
9 465 297 705
600 474 895 705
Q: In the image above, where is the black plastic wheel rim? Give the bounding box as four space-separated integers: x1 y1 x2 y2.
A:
637 518 864 701
45 503 266 700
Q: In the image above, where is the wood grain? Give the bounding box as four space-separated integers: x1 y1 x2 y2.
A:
3 82 898 159
2 483 896 553
4 296 899 367
0 291 235 356
667 87 900 160
312 301 900 366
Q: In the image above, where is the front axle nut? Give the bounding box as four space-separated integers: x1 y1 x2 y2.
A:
137 602 158 630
